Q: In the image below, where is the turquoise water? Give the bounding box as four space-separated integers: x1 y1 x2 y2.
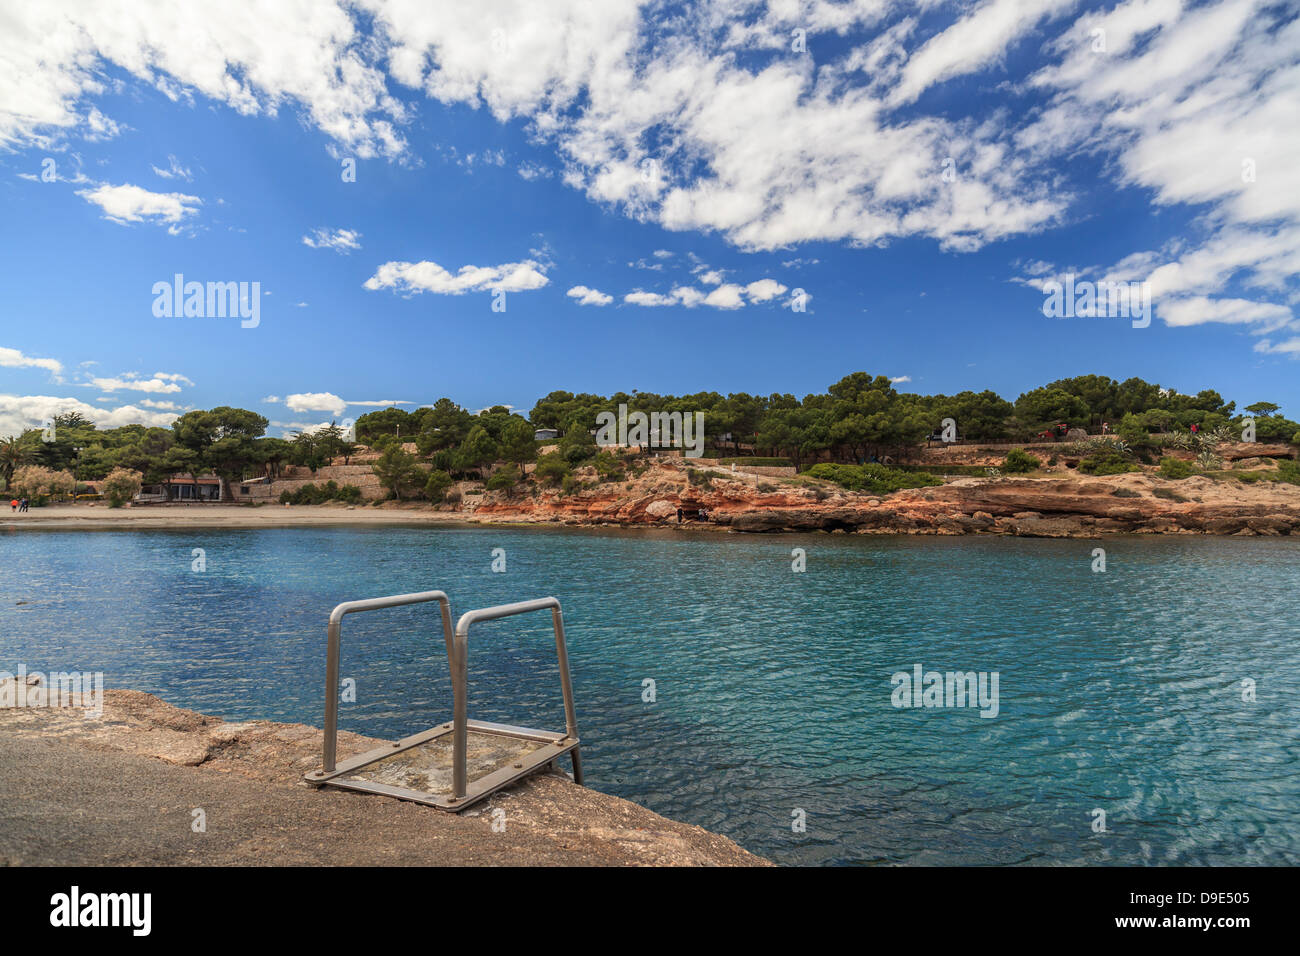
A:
2 525 1297 865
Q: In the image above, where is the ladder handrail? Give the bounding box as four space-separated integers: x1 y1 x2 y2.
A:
322 590 454 772
451 597 580 799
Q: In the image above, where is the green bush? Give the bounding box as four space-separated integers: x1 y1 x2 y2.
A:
278 481 363 505
1002 448 1041 473
1078 449 1138 476
1152 487 1188 502
485 464 520 491
1276 459 1300 485
534 454 570 486
591 451 625 482
687 468 718 488
804 462 943 495
1158 456 1194 480
424 469 453 502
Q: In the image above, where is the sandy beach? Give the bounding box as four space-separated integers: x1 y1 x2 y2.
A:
2 503 478 531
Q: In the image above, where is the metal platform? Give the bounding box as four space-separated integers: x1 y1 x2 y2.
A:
304 592 582 811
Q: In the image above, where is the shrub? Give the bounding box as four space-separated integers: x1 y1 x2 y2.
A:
804 462 943 495
101 468 143 508
1078 449 1138 476
372 445 422 500
278 482 363 505
534 454 570 486
424 469 453 502
1002 448 1041 473
1152 487 1188 502
1292 429 1300 446
560 475 579 495
1112 487 1141 498
1158 456 1194 480
1276 459 1300 485
11 465 75 501
485 464 521 491
591 451 625 483
687 468 716 489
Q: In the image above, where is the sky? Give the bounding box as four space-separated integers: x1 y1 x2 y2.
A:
1 0 1297 438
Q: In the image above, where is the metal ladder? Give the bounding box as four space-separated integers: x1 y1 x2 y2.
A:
304 590 582 811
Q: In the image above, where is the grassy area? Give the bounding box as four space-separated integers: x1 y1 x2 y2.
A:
803 462 943 495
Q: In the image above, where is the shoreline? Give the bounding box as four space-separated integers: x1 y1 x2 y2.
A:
0 686 767 867
8 473 1300 540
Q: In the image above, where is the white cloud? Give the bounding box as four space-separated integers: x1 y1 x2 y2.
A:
1158 297 1293 330
619 276 788 309
302 227 362 253
364 259 549 295
7 0 1295 311
744 278 788 303
3 2 1065 251
138 399 185 410
517 162 552 181
285 392 348 417
152 155 193 181
703 284 746 310
88 372 194 394
76 183 201 226
0 394 179 439
1254 338 1300 356
261 395 282 403
0 1 407 156
0 346 63 378
890 375 912 384
624 291 676 307
890 0 1076 107
566 285 613 306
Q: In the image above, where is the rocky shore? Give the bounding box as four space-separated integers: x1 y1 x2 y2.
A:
0 686 766 866
473 457 1300 538
9 454 1300 538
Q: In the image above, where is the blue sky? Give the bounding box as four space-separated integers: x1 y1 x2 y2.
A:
2 0 1297 437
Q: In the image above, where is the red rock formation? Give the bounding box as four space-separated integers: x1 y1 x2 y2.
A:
467 459 1300 537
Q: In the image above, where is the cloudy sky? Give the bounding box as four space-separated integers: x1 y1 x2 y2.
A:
1 0 1297 437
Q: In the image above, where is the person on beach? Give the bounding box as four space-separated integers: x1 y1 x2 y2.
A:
9 499 16 513
19 498 28 512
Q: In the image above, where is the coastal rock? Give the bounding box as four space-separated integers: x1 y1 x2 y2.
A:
1010 517 1084 538
0 689 766 867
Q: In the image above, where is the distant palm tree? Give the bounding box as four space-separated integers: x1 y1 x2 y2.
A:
1 436 31 484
